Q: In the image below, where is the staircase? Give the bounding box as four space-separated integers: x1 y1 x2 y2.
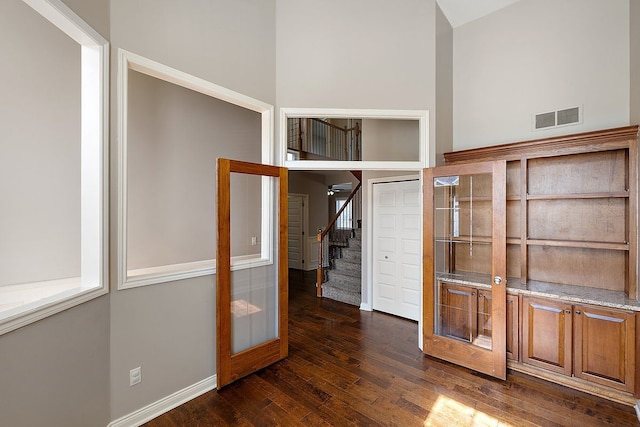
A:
322 228 361 306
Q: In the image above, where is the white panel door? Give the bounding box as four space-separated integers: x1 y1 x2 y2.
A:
373 180 421 321
288 194 305 270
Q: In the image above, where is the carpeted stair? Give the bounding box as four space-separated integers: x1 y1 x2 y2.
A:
322 228 361 306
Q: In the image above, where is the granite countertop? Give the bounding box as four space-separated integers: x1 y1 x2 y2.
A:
437 272 640 312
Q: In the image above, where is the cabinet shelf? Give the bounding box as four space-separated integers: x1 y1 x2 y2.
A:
453 196 492 202
526 239 629 251
527 191 629 200
436 236 521 245
436 236 492 244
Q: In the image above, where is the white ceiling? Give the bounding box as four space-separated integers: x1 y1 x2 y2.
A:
437 0 521 28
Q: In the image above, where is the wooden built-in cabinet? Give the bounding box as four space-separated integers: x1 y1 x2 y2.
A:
522 295 635 393
436 125 640 404
522 296 573 375
439 281 519 360
573 303 636 392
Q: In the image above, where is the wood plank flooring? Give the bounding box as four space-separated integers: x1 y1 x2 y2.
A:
144 269 638 426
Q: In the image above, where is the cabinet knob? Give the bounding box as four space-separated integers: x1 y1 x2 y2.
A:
575 310 581 315
565 309 571 314
493 276 502 285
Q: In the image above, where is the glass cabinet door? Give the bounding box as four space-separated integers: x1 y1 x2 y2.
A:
423 161 507 380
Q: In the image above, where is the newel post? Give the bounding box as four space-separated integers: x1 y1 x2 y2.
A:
316 229 323 297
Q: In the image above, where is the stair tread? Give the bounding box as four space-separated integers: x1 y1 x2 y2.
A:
324 278 361 292
322 284 360 306
328 269 361 280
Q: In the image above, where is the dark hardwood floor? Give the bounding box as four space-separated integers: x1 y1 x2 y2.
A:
144 269 638 426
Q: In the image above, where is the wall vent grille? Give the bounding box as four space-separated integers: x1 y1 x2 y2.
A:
534 106 581 130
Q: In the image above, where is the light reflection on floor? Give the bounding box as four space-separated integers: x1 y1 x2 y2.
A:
424 395 512 427
231 299 263 318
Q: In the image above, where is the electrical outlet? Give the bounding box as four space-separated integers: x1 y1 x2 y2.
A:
130 367 141 386
251 236 257 246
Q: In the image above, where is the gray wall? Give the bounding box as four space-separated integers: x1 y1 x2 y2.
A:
0 1 110 426
109 0 276 420
276 0 437 165
632 0 640 125
0 0 81 286
289 171 330 238
453 0 630 150
435 4 453 165
0 299 110 427
126 70 262 270
361 119 420 161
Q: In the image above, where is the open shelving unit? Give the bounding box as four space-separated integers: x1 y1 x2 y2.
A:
444 126 638 299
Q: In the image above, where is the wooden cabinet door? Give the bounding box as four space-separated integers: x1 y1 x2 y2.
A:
478 290 519 360
573 305 635 392
440 283 477 342
522 296 572 375
424 160 507 380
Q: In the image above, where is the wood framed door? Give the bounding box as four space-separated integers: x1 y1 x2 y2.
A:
423 161 507 380
216 158 288 389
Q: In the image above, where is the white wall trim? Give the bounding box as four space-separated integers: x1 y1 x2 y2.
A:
107 375 217 427
279 108 430 169
366 174 423 350
117 49 274 290
22 0 106 45
359 302 372 311
0 0 109 336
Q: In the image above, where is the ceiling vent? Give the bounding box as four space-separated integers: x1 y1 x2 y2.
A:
534 106 581 131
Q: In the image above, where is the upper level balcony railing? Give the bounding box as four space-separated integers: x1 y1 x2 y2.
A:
287 118 361 161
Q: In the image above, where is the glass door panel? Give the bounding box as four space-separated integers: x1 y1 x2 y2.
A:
434 173 493 349
229 173 278 355
424 161 507 380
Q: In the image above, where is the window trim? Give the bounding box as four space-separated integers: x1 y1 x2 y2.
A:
0 0 109 335
117 49 275 290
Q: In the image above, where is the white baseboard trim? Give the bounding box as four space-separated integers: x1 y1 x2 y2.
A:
107 375 217 427
360 302 372 311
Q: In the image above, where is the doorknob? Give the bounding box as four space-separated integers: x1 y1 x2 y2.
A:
493 276 502 285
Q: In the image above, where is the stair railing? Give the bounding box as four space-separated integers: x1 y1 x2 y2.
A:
288 118 361 161
316 181 362 297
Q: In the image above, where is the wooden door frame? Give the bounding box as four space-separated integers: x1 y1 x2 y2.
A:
423 160 507 380
216 158 288 389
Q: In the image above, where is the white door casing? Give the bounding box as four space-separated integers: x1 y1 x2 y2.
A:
372 179 421 321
